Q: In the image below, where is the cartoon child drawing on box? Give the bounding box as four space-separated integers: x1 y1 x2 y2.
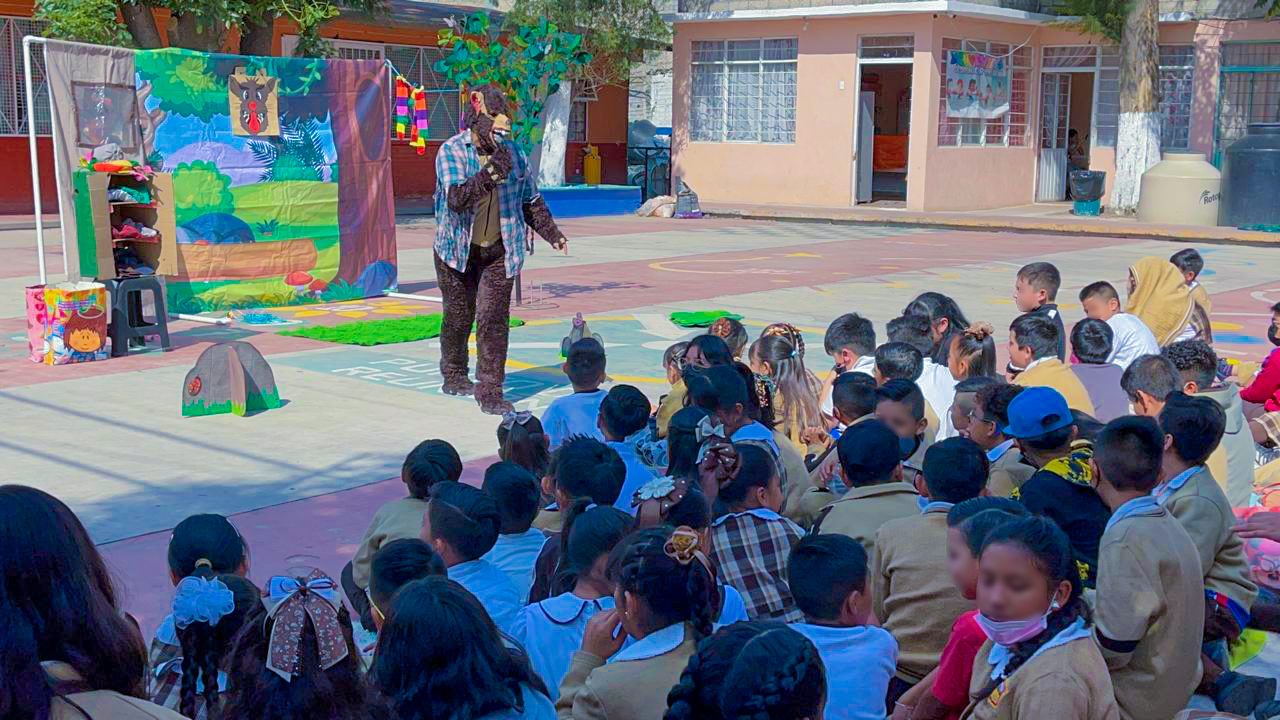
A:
60 308 106 362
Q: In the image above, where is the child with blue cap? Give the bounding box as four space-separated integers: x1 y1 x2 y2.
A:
1002 386 1110 587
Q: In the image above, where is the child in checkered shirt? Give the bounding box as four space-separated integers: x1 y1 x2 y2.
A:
150 514 258 719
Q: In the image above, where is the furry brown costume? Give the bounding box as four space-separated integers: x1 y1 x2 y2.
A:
435 85 567 415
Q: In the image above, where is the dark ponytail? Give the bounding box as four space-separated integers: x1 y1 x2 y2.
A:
168 514 247 578
610 527 717 640
556 499 631 593
667 406 710 480
173 574 259 718
664 623 825 720
973 515 1092 703
716 443 776 508
497 416 551 480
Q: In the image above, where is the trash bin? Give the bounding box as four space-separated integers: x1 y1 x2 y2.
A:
1069 170 1105 216
1221 123 1280 230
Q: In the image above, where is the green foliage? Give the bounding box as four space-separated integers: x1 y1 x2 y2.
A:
35 0 132 45
436 12 591 152
136 49 227 120
248 118 329 182
506 0 669 87
255 219 280 235
172 160 235 224
1051 0 1126 43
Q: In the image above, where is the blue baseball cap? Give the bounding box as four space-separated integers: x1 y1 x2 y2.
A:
1003 386 1073 439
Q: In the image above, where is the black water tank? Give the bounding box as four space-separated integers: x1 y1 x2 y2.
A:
1221 123 1280 230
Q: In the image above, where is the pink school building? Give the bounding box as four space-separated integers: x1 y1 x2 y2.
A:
668 0 1279 211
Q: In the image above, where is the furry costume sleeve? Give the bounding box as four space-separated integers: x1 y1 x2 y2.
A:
445 114 510 214
523 194 565 246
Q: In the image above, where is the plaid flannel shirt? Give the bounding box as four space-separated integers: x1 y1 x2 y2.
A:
434 130 537 279
710 508 805 623
149 634 214 720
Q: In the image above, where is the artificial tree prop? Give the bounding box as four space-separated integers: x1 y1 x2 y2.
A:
435 12 591 154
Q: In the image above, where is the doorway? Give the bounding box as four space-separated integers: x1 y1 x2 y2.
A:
854 36 915 205
1036 47 1100 202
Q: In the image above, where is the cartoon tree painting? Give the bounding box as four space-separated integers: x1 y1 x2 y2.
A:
435 13 591 153
135 49 227 121
172 161 235 224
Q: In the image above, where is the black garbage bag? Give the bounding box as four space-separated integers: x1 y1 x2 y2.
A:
1069 170 1106 201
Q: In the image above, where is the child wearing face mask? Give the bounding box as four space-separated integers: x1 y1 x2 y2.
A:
960 515 1117 719
892 497 1028 720
875 379 933 470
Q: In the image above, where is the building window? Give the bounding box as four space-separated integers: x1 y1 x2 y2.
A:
332 40 383 61
938 39 1031 148
384 44 461 141
1158 45 1194 150
0 16 51 137
690 38 797 143
860 35 914 60
568 100 588 142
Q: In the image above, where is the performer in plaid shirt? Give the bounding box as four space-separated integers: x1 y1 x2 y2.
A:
434 85 569 415
706 443 805 622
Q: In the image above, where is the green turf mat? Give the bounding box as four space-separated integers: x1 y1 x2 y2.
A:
669 310 743 328
279 314 524 346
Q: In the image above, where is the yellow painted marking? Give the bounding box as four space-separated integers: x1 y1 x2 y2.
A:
292 310 330 318
649 256 772 274
883 281 911 289
771 279 789 284
990 298 1014 305
879 265 901 270
1212 321 1244 331
935 272 961 280
336 311 368 318
784 252 821 258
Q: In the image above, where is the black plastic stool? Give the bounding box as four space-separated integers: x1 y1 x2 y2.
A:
106 276 171 357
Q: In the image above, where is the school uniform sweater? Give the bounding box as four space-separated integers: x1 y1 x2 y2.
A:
1156 465 1258 613
1094 499 1204 720
1201 385 1258 508
350 496 430 588
960 633 1119 720
873 504 975 683
815 482 921 557
1012 358 1096 415
46 662 187 720
985 441 1034 499
654 380 686 439
556 623 698 720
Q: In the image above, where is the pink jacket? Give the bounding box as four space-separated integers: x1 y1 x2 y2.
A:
1241 347 1280 412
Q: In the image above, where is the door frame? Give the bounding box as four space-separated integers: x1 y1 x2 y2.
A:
851 54 915 205
1032 46 1101 203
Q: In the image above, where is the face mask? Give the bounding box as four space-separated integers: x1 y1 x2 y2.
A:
975 600 1060 646
899 434 921 461
1269 323 1279 347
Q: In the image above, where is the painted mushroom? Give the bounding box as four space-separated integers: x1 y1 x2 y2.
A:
285 270 314 297
308 278 329 298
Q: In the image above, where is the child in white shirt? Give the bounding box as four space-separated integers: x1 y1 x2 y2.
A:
541 338 608 449
481 461 549 603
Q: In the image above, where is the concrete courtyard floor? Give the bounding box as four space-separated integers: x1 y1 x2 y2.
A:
1 215 1278 640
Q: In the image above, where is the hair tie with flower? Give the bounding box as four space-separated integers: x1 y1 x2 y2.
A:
663 526 713 574
964 321 994 341
171 575 236 629
633 475 692 529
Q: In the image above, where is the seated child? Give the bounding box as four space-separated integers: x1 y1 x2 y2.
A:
873 437 987 704
1012 261 1065 363
513 500 631 699
664 624 826 720
1001 387 1109 586
528 437 626 602
1090 415 1208 717
876 379 934 470
889 314 958 438
361 538 446 660
557 526 718 719
222 569 371 718
1127 255 1212 344
709 315 749 361
1171 247 1212 316
597 384 659 513
481 461 550 602
789 534 898 720
967 384 1033 498
821 312 878 418
682 333 735 370
1120 353 1181 417
542 337 609 450
708 443 805 622
1158 393 1273 713
1008 313 1094 414
654 340 690 439
1078 280 1159 370
875 341 924 386
1165 340 1257 508
1091 416 1205 720
947 376 999 443
685 364 781 456
751 333 825 455
947 322 998 381
497 411 551 481
345 439 462 629
1069 318 1127 422
793 377 887 527
423 480 522 634
814 419 919 553
151 514 258 719
892 497 1028 720
963 515 1117 719
1241 301 1280 413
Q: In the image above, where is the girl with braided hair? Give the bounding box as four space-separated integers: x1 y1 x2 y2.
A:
513 499 631 699
169 574 259 719
151 514 252 717
709 317 749 362
556 526 718 720
959 515 1116 719
947 322 999 381
663 622 827 720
